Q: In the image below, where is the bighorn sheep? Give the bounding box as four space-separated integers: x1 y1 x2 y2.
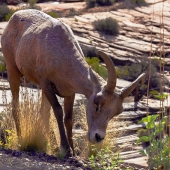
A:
1 9 145 156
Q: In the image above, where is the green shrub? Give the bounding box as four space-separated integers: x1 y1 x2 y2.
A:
137 115 170 169
27 0 41 10
116 58 157 81
86 57 107 80
88 146 121 170
119 0 147 9
46 11 58 18
0 62 6 72
85 47 98 58
86 0 96 8
93 17 119 35
131 0 146 4
149 90 168 101
69 8 76 16
5 9 17 21
128 62 157 81
86 0 115 8
115 66 129 79
0 3 10 21
115 58 168 92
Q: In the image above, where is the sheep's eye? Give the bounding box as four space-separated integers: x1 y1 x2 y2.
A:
94 100 99 112
94 99 98 106
106 116 109 121
96 106 99 112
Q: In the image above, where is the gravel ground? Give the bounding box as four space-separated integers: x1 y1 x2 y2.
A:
0 148 147 170
0 149 92 170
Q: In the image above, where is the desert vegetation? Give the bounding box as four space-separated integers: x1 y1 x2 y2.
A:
93 17 119 36
86 0 146 8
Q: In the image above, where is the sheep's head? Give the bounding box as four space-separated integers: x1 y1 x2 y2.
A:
86 51 146 143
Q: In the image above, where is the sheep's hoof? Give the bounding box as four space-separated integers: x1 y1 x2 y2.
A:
65 151 73 158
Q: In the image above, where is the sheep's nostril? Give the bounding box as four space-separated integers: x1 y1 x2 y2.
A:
95 133 104 142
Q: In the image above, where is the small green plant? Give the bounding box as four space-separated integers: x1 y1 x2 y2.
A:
0 3 10 21
4 129 18 150
115 66 130 79
88 145 121 170
0 62 6 72
46 11 58 18
93 17 119 35
151 56 164 65
5 9 17 21
149 90 168 101
86 57 107 80
28 0 41 10
89 39 93 43
137 115 170 169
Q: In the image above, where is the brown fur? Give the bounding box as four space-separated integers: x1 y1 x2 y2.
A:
1 9 145 156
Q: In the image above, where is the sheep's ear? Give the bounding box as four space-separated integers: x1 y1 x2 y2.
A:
88 68 101 93
121 73 146 99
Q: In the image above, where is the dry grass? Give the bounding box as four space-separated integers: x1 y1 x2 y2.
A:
0 82 123 160
18 90 48 152
0 86 50 152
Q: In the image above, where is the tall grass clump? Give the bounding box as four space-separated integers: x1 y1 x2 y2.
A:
18 88 49 152
0 83 53 153
93 17 119 35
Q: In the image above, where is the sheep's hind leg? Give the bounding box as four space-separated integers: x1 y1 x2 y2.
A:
40 80 72 157
64 94 75 155
7 67 22 137
40 92 51 133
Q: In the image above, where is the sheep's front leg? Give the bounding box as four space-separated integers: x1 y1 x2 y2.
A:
64 94 75 155
41 81 72 157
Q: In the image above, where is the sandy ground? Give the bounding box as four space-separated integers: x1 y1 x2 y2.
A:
8 2 86 12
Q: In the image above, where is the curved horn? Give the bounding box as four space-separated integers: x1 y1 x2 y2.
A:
98 51 117 93
121 73 146 99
